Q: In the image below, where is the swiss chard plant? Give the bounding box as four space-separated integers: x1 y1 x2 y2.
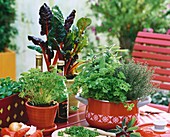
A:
108 117 141 137
0 77 22 99
28 3 91 78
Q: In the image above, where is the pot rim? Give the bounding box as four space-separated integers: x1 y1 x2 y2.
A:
25 101 58 110
88 97 138 103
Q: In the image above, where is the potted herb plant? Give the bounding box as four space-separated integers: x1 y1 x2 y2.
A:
0 0 18 80
0 77 27 127
71 46 156 130
27 3 91 114
18 68 67 130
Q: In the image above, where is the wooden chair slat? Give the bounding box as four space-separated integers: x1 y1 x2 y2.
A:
132 51 170 61
137 31 170 41
152 75 170 82
133 58 170 68
132 31 170 112
154 68 170 75
151 82 170 90
133 44 170 54
135 37 170 47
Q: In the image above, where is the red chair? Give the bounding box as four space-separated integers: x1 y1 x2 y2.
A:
132 31 170 112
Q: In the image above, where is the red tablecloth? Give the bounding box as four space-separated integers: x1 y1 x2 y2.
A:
57 104 170 128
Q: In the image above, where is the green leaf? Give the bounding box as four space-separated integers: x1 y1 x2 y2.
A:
130 132 141 137
126 126 138 132
0 77 22 99
63 32 74 52
99 55 105 69
5 91 12 96
127 117 136 128
52 5 64 25
70 106 79 111
58 131 64 136
48 17 66 46
27 45 42 53
76 34 89 53
116 125 123 132
77 17 92 32
107 129 121 134
122 118 126 128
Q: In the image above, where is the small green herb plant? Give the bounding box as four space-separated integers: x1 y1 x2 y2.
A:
108 117 141 137
19 68 67 106
71 46 155 109
71 46 130 103
58 126 99 137
28 3 91 78
0 77 21 99
151 91 169 106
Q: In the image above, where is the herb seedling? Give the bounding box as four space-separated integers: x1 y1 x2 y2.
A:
19 68 67 106
58 126 99 137
108 117 141 137
0 77 21 99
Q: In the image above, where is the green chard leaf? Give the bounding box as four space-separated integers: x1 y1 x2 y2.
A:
48 16 66 46
27 45 42 53
77 17 92 33
63 32 74 52
52 5 64 25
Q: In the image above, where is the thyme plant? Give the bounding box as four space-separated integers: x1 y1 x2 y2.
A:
115 61 156 101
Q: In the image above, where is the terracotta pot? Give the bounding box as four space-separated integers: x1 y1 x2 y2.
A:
0 48 16 80
66 79 80 114
25 102 58 129
76 94 151 130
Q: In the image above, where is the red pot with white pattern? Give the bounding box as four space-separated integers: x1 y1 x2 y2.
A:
76 93 151 130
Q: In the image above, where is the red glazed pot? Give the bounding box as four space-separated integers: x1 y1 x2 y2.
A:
76 93 151 130
86 98 138 130
25 101 58 129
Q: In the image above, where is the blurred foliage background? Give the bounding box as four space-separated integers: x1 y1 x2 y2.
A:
0 0 18 52
85 0 170 54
